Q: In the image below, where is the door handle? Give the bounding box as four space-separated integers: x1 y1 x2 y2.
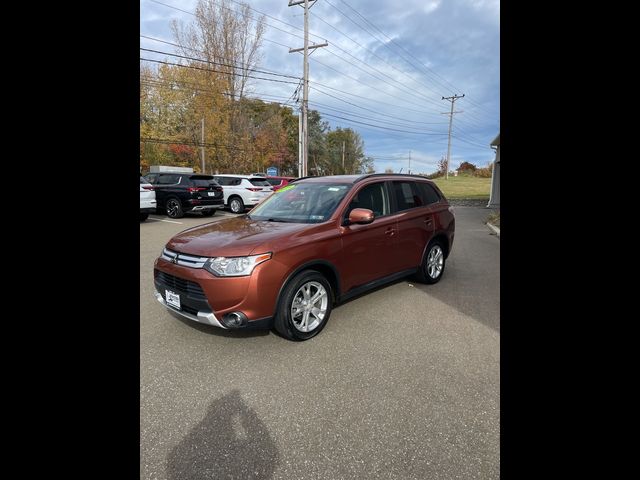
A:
385 228 396 236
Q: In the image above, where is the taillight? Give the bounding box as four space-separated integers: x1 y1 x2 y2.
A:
188 187 207 193
142 186 154 191
246 188 262 192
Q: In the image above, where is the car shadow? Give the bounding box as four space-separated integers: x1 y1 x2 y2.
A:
167 390 279 480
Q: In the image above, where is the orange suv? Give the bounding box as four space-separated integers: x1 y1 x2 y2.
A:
154 174 455 340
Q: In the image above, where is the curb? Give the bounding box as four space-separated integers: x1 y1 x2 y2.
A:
486 222 500 237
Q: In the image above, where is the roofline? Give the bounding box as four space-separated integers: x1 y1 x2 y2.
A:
353 173 432 183
290 173 435 184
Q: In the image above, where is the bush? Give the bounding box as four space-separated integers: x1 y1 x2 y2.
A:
474 167 493 178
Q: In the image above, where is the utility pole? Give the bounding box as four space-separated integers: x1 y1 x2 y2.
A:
201 117 205 174
289 0 327 177
342 141 345 173
442 94 464 180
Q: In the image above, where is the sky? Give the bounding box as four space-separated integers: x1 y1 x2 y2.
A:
140 0 500 175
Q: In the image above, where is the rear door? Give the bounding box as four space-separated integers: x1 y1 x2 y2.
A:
154 174 182 207
391 180 436 270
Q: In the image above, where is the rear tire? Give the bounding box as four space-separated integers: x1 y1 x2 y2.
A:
414 239 446 284
202 209 216 217
229 196 245 214
166 198 184 218
274 270 332 341
139 212 149 222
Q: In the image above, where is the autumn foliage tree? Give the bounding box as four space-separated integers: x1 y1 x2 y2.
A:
139 0 373 177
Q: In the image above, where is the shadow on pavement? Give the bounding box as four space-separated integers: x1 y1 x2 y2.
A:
167 390 279 480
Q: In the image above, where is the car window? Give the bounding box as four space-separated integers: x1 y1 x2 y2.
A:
140 176 150 184
267 178 281 186
158 174 180 185
231 178 242 186
145 173 158 184
249 178 271 187
392 181 419 211
416 182 441 205
345 182 389 219
191 178 216 187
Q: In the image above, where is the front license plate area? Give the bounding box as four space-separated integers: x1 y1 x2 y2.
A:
165 290 181 309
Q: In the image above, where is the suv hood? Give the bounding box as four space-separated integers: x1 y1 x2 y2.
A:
166 216 313 257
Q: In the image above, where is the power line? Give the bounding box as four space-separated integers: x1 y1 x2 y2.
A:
140 47 301 80
140 57 301 85
331 0 498 119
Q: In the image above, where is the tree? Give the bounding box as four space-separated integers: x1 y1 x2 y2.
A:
385 168 394 174
457 161 477 173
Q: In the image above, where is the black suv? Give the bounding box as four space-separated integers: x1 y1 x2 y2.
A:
145 172 224 218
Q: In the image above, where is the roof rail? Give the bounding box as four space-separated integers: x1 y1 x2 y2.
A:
353 173 429 183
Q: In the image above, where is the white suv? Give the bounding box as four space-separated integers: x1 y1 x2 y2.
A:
140 175 157 221
212 175 274 214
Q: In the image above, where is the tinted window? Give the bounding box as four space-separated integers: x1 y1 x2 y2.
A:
192 178 217 187
249 178 271 187
417 182 441 205
158 174 180 185
346 182 389 218
140 176 150 184
213 176 232 186
146 173 158 184
189 175 216 188
392 181 418 211
267 178 281 186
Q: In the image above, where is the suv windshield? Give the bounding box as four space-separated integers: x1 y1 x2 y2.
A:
249 183 351 223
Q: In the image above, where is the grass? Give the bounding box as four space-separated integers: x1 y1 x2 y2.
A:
432 175 491 200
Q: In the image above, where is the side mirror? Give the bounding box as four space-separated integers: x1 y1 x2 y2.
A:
348 208 375 225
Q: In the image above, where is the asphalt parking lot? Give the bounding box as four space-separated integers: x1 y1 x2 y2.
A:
140 207 500 479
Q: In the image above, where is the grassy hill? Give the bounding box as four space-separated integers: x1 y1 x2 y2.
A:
432 175 491 200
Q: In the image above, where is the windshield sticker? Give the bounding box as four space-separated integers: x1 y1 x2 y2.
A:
310 215 325 221
327 187 341 191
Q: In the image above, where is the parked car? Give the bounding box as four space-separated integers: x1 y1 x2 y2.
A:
266 176 296 192
154 173 455 341
145 172 224 219
212 174 274 214
140 175 157 222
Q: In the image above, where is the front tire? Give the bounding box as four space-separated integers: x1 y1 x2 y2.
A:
202 209 216 217
140 212 149 222
275 270 332 341
415 240 446 284
166 198 184 218
229 196 245 214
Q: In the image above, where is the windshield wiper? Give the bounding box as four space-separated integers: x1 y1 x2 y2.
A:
266 217 288 222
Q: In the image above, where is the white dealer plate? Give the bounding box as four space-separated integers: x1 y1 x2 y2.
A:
165 290 181 309
207 192 216 196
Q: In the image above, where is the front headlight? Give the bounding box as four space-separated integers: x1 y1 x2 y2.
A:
204 253 272 277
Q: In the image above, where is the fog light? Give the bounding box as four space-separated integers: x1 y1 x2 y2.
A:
222 312 248 328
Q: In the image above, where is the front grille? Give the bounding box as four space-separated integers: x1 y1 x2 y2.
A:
154 270 206 300
160 248 208 268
